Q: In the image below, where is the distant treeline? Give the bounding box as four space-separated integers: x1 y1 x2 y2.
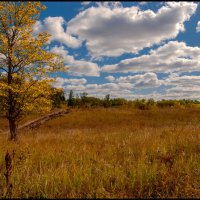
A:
52 89 200 110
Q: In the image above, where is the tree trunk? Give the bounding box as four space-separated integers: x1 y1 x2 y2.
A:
8 118 17 141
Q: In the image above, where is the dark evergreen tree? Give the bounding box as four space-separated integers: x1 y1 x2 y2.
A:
68 90 75 107
104 94 111 107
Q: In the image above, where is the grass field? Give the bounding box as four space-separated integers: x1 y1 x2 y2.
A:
0 107 200 198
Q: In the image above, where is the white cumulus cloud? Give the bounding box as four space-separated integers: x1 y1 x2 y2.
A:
95 2 122 9
105 75 115 81
67 2 197 58
53 77 87 88
60 72 200 100
50 46 100 77
81 2 91 6
102 41 200 74
164 73 200 87
115 73 163 88
33 17 81 48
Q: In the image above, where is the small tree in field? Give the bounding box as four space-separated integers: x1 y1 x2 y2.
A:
0 2 64 141
104 94 111 108
51 87 66 108
67 90 75 107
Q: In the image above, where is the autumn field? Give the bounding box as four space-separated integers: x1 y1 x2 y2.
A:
0 107 200 198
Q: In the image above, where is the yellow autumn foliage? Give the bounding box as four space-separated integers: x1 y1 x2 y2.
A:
0 2 64 121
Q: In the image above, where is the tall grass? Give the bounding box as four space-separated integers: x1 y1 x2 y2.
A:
0 107 200 198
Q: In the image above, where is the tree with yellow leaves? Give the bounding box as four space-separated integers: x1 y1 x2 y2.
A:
0 2 64 141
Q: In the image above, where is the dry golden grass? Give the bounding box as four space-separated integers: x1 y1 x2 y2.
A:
0 107 200 198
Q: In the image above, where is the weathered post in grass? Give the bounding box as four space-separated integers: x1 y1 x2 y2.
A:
4 151 13 197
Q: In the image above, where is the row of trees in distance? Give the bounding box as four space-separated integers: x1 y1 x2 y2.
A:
52 89 200 110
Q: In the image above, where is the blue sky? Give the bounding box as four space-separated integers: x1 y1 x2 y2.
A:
33 1 200 99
